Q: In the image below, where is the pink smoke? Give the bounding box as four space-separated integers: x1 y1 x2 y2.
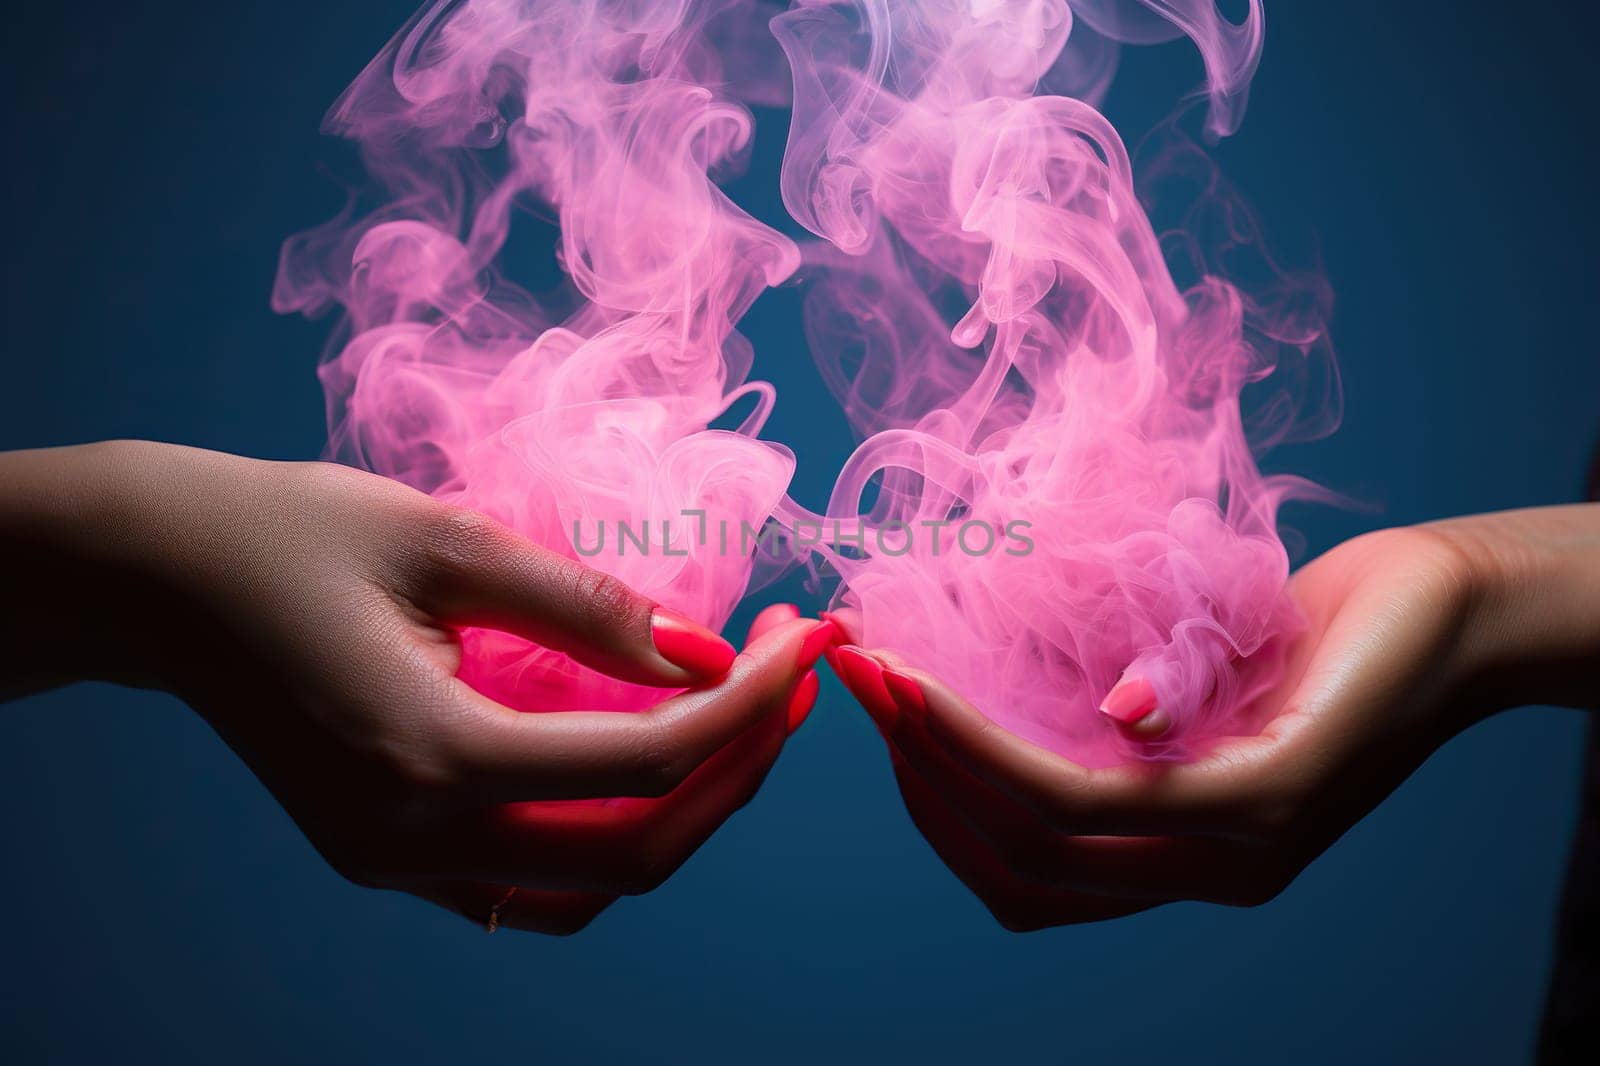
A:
276 0 1337 765
274 0 803 712
775 0 1336 764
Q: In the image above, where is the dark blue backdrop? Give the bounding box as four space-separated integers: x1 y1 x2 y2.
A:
3 3 1597 1062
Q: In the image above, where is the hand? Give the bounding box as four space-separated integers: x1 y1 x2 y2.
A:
830 506 1600 930
0 442 835 934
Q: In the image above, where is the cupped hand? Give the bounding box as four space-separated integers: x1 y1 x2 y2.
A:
397 602 829 934
0 442 834 934
830 507 1600 930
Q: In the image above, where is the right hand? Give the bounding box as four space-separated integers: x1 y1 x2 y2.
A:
829 505 1600 930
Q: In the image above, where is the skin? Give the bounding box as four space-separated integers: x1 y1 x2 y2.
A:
4 441 1594 935
0 440 829 934
834 505 1600 931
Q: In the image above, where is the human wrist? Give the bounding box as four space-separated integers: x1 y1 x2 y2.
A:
1428 504 1600 715
0 440 203 695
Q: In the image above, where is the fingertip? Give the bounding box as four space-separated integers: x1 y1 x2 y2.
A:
786 669 821 734
819 607 861 645
706 617 838 725
797 615 843 671
881 662 969 725
1098 675 1158 723
650 606 737 680
832 645 898 732
739 615 837 675
882 668 927 722
1099 674 1171 738
747 602 802 645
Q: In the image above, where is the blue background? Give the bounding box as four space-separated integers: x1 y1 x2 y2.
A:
3 2 1597 1062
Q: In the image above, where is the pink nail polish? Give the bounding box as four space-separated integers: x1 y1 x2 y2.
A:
747 602 801 644
1099 675 1158 723
650 607 736 678
882 669 926 720
819 609 860 645
786 670 821 734
797 618 843 671
834 646 897 730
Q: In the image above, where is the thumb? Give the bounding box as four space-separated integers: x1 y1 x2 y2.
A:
404 511 736 688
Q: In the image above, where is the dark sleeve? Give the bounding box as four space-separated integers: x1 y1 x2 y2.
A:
1536 440 1600 1063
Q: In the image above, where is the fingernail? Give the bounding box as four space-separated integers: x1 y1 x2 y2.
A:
747 602 801 644
819 609 859 644
834 646 898 731
797 617 843 672
882 669 926 721
651 607 737 678
1098 675 1158 723
786 670 821 734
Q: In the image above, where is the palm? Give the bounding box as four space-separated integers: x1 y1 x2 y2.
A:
842 526 1483 930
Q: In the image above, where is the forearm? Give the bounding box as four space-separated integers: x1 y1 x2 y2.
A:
1432 503 1600 714
0 441 196 696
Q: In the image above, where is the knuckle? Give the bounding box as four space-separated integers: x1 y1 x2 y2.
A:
638 757 690 799
633 720 693 798
420 508 506 577
567 565 639 632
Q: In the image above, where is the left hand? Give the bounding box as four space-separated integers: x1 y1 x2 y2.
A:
418 601 826 934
